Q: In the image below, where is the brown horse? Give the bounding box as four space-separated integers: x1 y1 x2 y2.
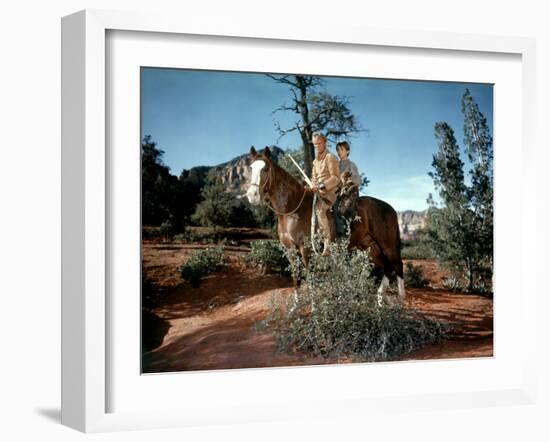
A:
246 146 405 299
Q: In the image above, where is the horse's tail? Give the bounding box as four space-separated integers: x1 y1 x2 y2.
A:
394 222 404 278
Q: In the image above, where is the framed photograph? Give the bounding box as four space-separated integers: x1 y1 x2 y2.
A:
61 9 537 433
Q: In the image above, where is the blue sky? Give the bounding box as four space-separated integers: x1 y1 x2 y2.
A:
141 68 493 211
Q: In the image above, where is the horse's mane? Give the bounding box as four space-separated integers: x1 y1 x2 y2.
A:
259 154 304 190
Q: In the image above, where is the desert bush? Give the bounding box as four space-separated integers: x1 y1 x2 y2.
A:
471 272 493 295
442 272 491 295
400 234 434 260
245 240 290 275
442 275 463 291
159 217 178 240
263 237 447 361
178 246 225 288
404 262 429 288
173 227 227 244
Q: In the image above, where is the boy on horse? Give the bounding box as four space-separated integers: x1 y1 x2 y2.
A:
335 140 361 227
336 141 360 187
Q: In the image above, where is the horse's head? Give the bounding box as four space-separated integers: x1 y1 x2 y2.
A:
246 146 273 205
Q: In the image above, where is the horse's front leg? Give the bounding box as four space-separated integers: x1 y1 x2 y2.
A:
282 244 302 287
376 275 390 306
298 243 309 269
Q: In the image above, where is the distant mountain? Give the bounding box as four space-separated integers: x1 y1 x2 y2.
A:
179 146 285 194
397 210 428 239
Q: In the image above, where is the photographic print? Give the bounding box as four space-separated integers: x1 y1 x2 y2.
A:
140 68 493 373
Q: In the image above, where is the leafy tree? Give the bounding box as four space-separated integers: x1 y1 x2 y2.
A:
141 135 185 230
191 170 237 227
178 167 209 222
427 123 479 291
190 169 261 228
268 75 362 176
427 98 493 293
429 123 468 208
462 88 493 268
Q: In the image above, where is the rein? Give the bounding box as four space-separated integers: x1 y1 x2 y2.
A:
253 165 307 217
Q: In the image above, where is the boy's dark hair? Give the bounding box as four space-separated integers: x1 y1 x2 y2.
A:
336 141 350 153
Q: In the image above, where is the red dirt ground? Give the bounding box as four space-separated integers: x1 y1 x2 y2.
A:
141 238 493 373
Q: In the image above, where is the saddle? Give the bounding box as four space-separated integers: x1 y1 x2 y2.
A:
333 172 360 238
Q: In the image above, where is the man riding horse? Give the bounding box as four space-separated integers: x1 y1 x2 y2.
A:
306 133 341 256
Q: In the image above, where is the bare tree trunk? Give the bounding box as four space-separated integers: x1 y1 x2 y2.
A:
301 132 314 177
296 76 314 177
466 257 474 292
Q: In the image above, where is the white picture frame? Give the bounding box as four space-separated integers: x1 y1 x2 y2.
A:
61 9 537 433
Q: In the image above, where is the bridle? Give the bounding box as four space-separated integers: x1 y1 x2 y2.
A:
251 160 307 217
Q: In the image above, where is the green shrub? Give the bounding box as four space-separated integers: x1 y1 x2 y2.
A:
173 227 227 244
442 275 463 291
400 237 434 260
159 217 178 240
442 269 492 295
245 240 290 275
404 262 429 288
263 237 447 361
178 247 225 288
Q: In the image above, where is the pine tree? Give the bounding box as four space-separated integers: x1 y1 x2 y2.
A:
427 123 478 291
427 88 494 294
430 123 468 209
461 89 494 270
